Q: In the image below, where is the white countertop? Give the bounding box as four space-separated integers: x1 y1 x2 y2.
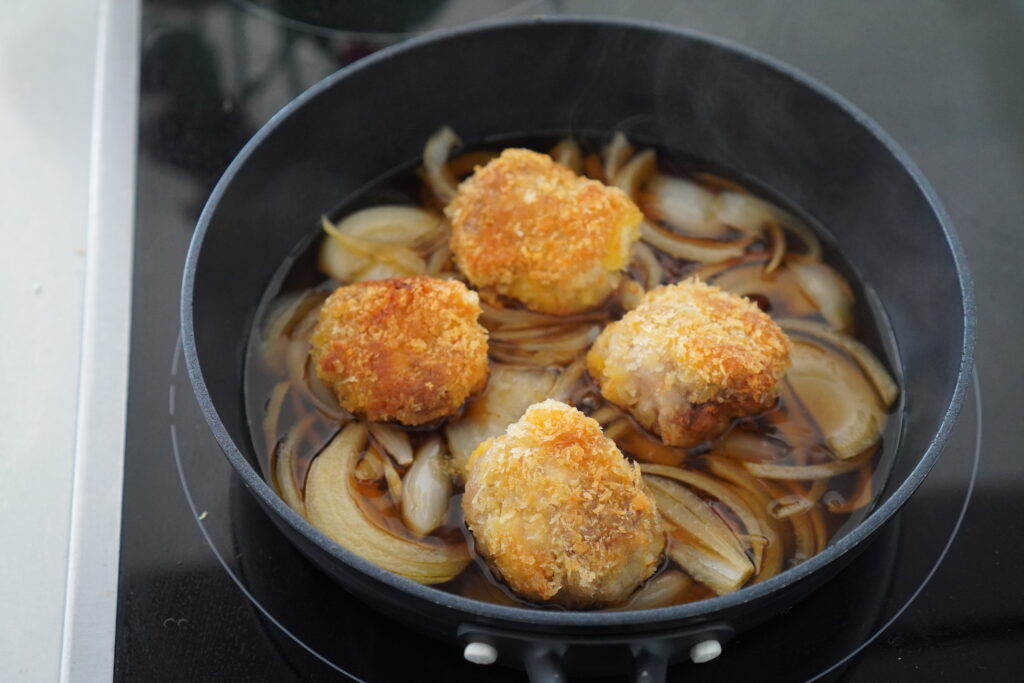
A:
0 1 138 680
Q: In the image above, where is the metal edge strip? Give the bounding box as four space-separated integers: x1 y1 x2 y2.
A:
58 0 140 680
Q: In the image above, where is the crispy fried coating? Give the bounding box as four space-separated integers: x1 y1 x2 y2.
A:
462 399 665 608
445 148 642 314
587 278 791 447
310 276 489 426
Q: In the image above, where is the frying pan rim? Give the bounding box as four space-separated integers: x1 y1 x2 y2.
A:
181 14 976 630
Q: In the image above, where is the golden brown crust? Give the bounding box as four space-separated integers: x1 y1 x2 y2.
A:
587 278 791 447
445 148 642 314
310 276 489 426
462 400 665 608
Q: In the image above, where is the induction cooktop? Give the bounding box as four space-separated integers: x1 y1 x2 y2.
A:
116 2 1021 680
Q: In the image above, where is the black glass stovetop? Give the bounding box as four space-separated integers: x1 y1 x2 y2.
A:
116 2 1023 680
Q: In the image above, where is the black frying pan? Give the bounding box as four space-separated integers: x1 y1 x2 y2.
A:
182 17 974 681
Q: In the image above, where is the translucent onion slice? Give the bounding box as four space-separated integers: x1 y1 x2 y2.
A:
712 191 780 236
305 423 470 584
320 217 427 282
785 338 887 460
549 138 583 174
400 437 453 537
423 126 461 204
742 445 875 480
701 456 786 579
789 262 854 332
549 358 586 402
700 260 818 319
262 381 289 461
303 356 349 422
764 221 786 274
642 465 765 572
448 150 498 179
640 221 753 263
612 148 656 201
631 241 664 290
274 414 315 519
824 463 874 514
603 131 634 181
608 570 693 611
367 423 414 466
646 174 725 238
614 425 686 466
479 301 607 332
645 477 749 569
780 318 899 407
714 430 788 462
445 365 558 480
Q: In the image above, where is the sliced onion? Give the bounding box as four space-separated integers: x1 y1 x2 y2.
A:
824 463 874 514
305 423 470 584
448 150 497 179
693 171 749 194
701 259 817 318
642 465 765 572
712 191 779 236
631 241 664 290
320 217 426 282
780 318 899 407
549 358 586 402
647 175 727 239
262 381 289 461
274 414 315 518
742 445 875 480
701 456 785 582
549 138 583 174
445 365 558 480
423 126 461 204
714 430 788 462
603 131 634 181
645 477 749 569
608 570 692 611
614 425 686 466
784 339 887 460
618 278 646 310
400 437 453 537
612 148 656 201
789 262 854 332
480 301 607 332
368 423 414 466
640 221 753 263
764 221 786 274
354 448 385 482
379 449 403 504
588 404 622 426
303 356 349 422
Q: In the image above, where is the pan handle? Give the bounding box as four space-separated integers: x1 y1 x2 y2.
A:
522 645 567 683
631 641 672 683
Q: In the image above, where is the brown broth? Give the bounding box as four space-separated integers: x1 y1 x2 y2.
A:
243 134 904 611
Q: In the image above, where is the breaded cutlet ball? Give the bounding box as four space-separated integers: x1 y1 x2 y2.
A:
445 148 643 315
587 278 791 448
462 399 665 609
310 276 489 426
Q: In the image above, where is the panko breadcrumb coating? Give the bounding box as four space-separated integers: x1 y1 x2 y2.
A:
587 278 791 447
310 276 489 426
446 148 642 314
462 399 665 608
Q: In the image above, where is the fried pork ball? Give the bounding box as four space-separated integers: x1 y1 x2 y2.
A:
445 148 643 315
587 278 791 448
310 276 489 426
462 399 665 608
